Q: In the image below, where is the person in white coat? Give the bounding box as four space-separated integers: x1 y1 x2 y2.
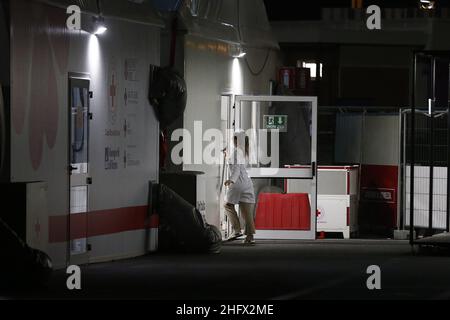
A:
224 131 256 245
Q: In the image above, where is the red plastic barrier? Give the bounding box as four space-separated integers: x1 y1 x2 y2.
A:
255 193 311 231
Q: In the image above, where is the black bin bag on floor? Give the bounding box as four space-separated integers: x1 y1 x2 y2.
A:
157 184 222 253
0 218 53 288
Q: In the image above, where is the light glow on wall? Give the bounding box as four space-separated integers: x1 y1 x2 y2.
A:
232 58 243 95
88 34 101 74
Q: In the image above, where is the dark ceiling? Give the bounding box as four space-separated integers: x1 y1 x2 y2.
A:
264 0 450 21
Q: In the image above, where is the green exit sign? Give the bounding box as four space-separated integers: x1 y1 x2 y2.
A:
263 115 288 132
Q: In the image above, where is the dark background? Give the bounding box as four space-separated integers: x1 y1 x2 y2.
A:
264 0 450 21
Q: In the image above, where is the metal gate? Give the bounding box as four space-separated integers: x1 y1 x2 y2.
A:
404 51 450 244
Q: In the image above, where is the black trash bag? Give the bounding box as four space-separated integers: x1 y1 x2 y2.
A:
203 224 222 254
157 184 222 253
149 67 187 129
0 218 53 288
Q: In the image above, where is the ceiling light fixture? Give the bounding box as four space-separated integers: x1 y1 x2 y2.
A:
230 0 246 59
419 0 436 10
93 16 107 35
93 0 107 35
230 44 246 59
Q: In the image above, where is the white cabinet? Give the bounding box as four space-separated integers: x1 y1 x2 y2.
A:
0 182 48 251
287 166 359 238
317 195 358 239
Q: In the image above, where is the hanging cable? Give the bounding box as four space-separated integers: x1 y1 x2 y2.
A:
245 49 271 76
96 0 102 15
236 0 242 43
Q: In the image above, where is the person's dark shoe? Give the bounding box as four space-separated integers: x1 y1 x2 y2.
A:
243 236 256 246
227 232 243 241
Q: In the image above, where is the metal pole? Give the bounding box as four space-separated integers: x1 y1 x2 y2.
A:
428 57 436 234
429 109 435 234
447 62 450 233
410 54 417 245
399 109 405 230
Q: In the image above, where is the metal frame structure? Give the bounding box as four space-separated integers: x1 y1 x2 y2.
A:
408 51 450 246
234 95 318 240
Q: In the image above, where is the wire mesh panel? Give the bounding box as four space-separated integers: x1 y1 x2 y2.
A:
405 112 448 166
403 110 449 231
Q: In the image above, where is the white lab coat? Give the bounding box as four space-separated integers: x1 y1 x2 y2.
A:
224 149 255 205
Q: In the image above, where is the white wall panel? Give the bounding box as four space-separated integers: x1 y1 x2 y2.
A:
183 34 280 227
10 0 160 265
405 165 448 229
85 230 147 264
335 113 400 166
335 114 363 164
362 115 400 166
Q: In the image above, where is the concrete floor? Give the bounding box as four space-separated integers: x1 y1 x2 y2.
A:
3 239 450 300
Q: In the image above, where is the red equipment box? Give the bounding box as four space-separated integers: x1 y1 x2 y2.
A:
255 193 311 231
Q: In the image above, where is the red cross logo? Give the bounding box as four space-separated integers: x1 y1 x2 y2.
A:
316 208 323 220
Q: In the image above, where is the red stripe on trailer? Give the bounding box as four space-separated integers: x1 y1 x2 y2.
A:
347 170 350 195
48 206 151 243
149 214 159 228
347 207 350 226
48 215 68 244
